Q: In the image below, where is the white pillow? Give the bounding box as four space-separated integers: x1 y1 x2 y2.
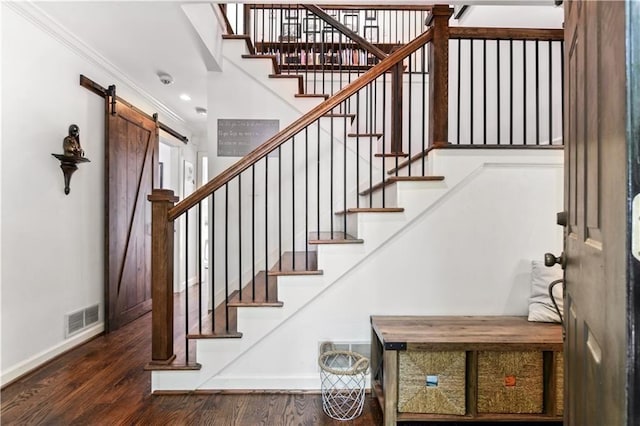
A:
527 260 564 323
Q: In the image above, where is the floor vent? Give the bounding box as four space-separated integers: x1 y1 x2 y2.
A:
65 304 100 337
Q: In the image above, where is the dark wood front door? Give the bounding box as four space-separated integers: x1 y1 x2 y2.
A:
563 1 638 424
105 98 158 331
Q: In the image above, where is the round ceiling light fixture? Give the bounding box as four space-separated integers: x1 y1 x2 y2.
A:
195 107 208 116
157 72 174 85
179 93 192 101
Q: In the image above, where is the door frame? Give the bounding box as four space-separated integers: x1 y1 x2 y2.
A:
626 1 640 421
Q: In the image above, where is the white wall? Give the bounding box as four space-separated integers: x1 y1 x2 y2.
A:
0 3 192 385
451 5 564 28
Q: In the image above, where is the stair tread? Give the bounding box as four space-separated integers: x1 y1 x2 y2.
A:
222 34 255 55
387 144 442 175
347 133 383 138
295 93 329 100
308 231 364 244
241 54 280 74
268 251 322 275
334 207 405 215
268 74 304 94
227 271 282 307
375 152 409 158
188 332 243 339
144 362 202 371
323 113 357 121
227 301 284 307
359 175 445 196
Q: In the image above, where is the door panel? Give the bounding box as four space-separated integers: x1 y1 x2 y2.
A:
563 1 627 425
106 99 158 331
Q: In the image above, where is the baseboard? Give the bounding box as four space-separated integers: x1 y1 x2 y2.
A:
1 322 104 387
176 276 200 293
196 375 372 392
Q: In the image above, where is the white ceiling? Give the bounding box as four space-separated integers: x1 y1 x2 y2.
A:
35 1 212 137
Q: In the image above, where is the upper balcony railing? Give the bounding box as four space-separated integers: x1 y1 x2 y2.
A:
223 4 433 96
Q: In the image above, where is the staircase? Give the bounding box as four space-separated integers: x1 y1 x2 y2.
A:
148 9 565 392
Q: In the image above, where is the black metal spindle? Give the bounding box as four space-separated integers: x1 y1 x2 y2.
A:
251 165 255 301
185 212 189 362
305 127 309 270
210 193 215 334
369 83 374 208
292 136 296 270
470 39 474 145
317 122 320 237
548 40 553 145
330 115 334 235
381 74 387 207
238 174 242 301
523 40 527 145
264 156 269 301
408 53 413 174
509 39 513 145
356 92 361 208
535 39 540 145
278 145 282 269
343 102 347 234
483 39 487 145
198 202 202 334
456 39 462 145
224 184 229 332
422 44 426 173
497 40 501 145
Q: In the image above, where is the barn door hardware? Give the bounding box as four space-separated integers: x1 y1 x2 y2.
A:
108 85 117 116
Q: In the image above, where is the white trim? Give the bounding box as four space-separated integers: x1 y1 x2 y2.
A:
1 323 105 387
5 1 186 126
197 375 372 392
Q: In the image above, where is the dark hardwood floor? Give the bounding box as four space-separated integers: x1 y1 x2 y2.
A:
1 309 562 425
0 312 382 425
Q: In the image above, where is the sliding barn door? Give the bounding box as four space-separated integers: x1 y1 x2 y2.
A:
105 98 158 331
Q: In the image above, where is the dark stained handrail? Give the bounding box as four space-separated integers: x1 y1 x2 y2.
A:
302 5 387 60
168 27 434 221
218 4 235 35
449 27 563 41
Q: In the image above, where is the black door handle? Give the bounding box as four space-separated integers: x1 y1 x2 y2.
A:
545 252 565 269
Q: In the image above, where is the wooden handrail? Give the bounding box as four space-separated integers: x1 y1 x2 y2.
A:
249 4 434 11
302 5 387 60
168 27 434 221
449 27 563 41
218 4 235 35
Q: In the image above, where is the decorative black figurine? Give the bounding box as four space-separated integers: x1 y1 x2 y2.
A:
52 124 90 195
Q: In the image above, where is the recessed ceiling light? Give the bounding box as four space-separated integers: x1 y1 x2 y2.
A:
180 93 191 101
195 107 208 116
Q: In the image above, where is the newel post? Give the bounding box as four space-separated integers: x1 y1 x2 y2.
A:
148 189 179 365
428 5 454 147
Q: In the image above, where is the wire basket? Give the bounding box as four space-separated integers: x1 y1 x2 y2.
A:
319 350 370 421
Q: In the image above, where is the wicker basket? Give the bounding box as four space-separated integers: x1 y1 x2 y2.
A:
319 350 369 421
555 351 564 416
477 351 543 414
398 350 466 415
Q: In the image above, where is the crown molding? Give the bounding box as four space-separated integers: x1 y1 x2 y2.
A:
5 1 187 127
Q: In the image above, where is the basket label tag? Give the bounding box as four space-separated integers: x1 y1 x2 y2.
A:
426 375 439 387
504 375 517 387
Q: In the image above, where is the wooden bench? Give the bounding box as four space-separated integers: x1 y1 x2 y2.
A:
370 316 563 424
